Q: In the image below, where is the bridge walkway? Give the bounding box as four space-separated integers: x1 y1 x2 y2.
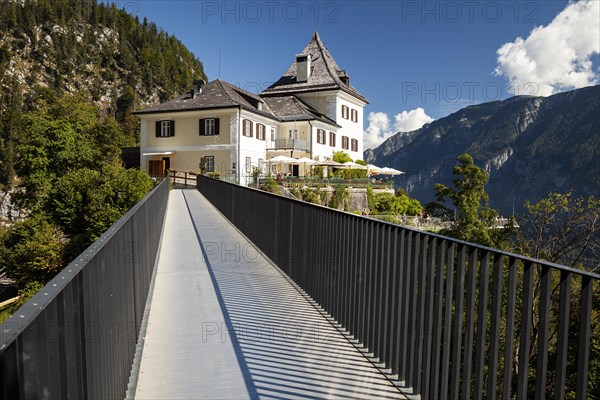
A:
132 189 406 399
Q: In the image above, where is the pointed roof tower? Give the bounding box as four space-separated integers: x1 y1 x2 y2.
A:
261 32 368 104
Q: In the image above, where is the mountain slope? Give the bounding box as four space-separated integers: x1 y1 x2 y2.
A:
0 0 207 185
367 86 600 214
0 0 206 108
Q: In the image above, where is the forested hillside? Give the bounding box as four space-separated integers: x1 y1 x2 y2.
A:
0 0 207 185
0 0 207 320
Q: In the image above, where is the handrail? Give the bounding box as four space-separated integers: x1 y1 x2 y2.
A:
197 175 598 399
0 178 170 399
168 169 197 187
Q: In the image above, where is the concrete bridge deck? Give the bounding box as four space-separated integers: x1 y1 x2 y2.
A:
131 189 406 399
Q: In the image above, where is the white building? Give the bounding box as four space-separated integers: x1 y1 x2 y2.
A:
135 32 368 185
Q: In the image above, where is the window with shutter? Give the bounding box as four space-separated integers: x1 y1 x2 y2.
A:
342 105 349 119
317 129 326 144
257 124 266 140
205 156 215 172
243 119 253 137
200 118 219 135
156 120 175 137
351 109 358 122
329 132 336 147
342 136 349 150
351 138 358 152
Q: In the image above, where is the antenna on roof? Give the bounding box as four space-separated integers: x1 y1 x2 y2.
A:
218 48 221 79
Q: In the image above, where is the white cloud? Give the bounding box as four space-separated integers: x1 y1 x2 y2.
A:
364 108 434 150
495 0 600 96
394 108 434 132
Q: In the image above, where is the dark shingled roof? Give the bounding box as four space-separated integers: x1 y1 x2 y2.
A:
261 32 368 104
262 96 341 127
134 79 339 128
133 79 278 120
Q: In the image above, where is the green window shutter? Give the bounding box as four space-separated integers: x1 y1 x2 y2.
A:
155 121 161 137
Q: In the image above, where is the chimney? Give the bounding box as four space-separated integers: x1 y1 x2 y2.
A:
339 70 350 86
296 54 311 82
194 79 206 96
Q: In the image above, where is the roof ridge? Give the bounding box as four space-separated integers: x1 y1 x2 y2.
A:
215 79 237 104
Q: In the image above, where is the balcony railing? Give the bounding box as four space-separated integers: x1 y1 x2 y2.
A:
268 138 310 151
197 175 599 400
0 178 169 399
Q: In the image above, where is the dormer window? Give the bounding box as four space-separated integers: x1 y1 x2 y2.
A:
296 53 311 82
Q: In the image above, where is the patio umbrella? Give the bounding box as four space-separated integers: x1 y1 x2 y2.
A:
367 164 382 176
378 167 404 175
340 161 367 169
268 155 297 163
293 157 318 177
268 155 296 176
294 157 318 164
318 160 342 166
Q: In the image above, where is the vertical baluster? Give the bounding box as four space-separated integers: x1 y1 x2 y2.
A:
439 242 455 400
394 229 410 380
412 234 428 394
398 229 412 382
473 251 490 399
421 236 437 398
517 261 534 400
554 271 571 400
390 228 404 375
405 231 420 389
462 247 478 400
502 257 517 400
576 276 593 400
450 244 466 399
430 239 446 398
535 265 552 398
487 254 504 399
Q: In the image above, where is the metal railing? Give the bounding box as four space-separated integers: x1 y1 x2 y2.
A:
268 138 310 151
0 178 169 399
167 169 197 187
197 175 598 400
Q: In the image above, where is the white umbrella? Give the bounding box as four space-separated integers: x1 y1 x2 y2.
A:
318 160 342 166
378 167 404 175
293 157 318 177
294 157 318 164
268 155 296 177
340 161 367 169
367 164 382 176
268 155 296 163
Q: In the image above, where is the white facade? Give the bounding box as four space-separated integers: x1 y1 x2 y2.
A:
137 33 367 185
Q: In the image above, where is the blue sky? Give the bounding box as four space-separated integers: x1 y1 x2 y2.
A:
115 0 599 149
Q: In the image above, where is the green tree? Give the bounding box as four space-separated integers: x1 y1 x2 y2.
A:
514 193 600 270
509 193 600 398
332 152 367 179
332 151 352 164
434 153 503 247
46 161 154 259
0 213 65 289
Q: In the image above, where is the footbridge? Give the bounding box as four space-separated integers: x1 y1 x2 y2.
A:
0 176 597 399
